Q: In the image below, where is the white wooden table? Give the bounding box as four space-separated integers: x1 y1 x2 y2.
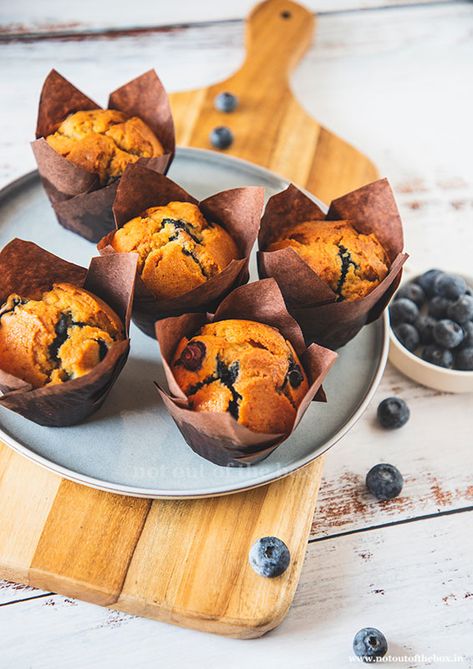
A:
0 1 472 666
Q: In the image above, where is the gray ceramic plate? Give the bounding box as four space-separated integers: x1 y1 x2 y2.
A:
0 148 388 498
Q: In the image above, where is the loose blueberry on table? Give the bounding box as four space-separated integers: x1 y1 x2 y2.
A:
390 270 473 371
353 628 388 663
377 397 410 429
366 463 404 500
249 536 290 578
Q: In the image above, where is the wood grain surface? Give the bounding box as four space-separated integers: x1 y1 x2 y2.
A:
0 0 472 665
170 0 377 202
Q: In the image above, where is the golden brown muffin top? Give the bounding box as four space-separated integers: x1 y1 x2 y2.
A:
46 109 164 185
172 319 309 434
267 219 389 301
111 201 239 301
0 283 124 388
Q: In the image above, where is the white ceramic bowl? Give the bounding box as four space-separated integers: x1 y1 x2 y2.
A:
389 272 473 393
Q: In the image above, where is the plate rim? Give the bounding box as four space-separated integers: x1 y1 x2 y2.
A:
0 148 389 499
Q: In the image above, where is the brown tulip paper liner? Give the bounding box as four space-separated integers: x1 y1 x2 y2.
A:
257 178 409 349
0 239 137 427
31 69 175 242
155 278 337 467
98 164 265 338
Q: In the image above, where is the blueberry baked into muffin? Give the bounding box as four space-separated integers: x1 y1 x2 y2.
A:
0 283 123 388
110 201 239 301
46 109 164 185
172 319 309 434
267 220 389 302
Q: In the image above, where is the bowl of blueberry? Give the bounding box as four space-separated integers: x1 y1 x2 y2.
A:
389 269 473 393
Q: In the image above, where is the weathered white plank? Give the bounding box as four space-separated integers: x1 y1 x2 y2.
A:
315 362 473 537
0 579 46 605
0 512 471 667
0 0 448 35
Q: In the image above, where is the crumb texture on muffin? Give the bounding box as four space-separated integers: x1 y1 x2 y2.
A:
0 283 124 388
267 220 389 301
111 201 239 300
172 319 309 434
46 109 164 184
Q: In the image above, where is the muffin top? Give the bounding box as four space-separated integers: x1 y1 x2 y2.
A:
267 220 389 301
172 319 309 434
46 109 164 185
110 201 239 301
0 283 124 388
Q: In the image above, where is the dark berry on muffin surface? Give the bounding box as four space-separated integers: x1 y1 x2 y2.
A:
172 319 309 434
0 283 123 387
266 220 389 301
110 201 239 301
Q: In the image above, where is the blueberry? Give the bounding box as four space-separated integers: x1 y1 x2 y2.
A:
393 323 419 352
214 92 238 113
447 294 473 324
178 341 206 371
210 126 233 150
434 273 467 300
433 319 464 349
422 345 454 368
415 315 436 344
353 628 388 663
428 296 450 319
460 321 473 348
389 298 419 325
366 464 404 500
249 536 290 578
395 282 425 307
377 397 410 429
456 347 473 371
415 269 442 297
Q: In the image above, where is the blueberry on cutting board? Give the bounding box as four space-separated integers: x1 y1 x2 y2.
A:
210 126 234 149
249 536 290 578
214 92 238 112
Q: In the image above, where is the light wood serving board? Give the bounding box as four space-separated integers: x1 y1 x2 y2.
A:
0 0 378 638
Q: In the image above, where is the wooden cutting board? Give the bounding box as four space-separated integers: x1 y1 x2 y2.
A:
0 0 378 639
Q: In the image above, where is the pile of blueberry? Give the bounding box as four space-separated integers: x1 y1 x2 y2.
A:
390 269 473 371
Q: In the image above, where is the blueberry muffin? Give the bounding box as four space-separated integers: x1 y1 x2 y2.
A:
267 220 389 301
46 109 164 185
110 201 239 301
0 283 123 388
172 319 309 434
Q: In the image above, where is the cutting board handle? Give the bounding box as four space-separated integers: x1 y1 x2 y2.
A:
239 0 315 85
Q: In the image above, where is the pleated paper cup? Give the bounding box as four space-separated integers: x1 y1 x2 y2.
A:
0 239 137 427
98 164 265 338
155 279 337 467
32 69 175 242
258 178 408 349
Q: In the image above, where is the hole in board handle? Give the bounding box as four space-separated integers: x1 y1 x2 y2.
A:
280 10 292 19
